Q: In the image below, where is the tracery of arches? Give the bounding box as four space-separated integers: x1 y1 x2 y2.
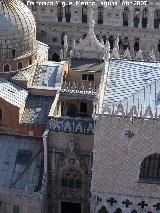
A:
57 153 86 190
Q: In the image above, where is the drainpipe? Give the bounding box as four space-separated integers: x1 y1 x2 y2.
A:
43 129 49 175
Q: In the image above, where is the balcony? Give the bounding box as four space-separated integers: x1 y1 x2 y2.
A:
48 116 94 134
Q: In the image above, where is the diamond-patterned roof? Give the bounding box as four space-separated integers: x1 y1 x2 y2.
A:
0 77 28 108
103 59 160 106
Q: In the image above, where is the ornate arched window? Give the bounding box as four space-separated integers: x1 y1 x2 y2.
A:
154 10 160 29
123 7 129 26
65 3 71 22
57 2 63 22
98 6 103 24
61 169 82 189
98 206 108 213
3 64 10 72
134 8 140 27
139 153 160 182
17 61 23 70
142 8 148 28
82 5 87 23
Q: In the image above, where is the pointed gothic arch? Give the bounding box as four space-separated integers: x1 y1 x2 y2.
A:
3 64 10 72
139 153 160 182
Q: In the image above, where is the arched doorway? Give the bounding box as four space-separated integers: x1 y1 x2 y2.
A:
52 53 60 62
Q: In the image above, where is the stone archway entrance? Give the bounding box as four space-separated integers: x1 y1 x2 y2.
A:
52 53 60 62
61 201 81 213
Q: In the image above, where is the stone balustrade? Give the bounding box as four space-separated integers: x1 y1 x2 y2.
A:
61 81 97 96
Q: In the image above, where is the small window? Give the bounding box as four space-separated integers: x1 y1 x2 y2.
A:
17 62 23 70
53 37 57 42
82 74 94 81
29 57 32 65
82 74 87 80
80 102 87 113
13 205 19 213
88 74 94 81
16 150 32 165
3 64 10 72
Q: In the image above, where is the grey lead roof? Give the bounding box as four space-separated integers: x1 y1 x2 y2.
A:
0 77 28 107
71 58 104 72
103 59 160 106
32 61 64 88
0 133 43 192
20 95 54 125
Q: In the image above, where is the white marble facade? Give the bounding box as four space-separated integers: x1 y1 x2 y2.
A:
27 0 160 60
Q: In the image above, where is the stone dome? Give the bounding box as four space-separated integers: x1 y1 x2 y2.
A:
0 0 37 61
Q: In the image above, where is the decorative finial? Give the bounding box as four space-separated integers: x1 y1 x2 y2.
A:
123 48 131 60
59 49 63 60
135 50 143 61
72 38 76 50
88 8 95 29
105 40 110 50
70 50 73 58
104 40 110 60
115 34 120 51
149 49 156 61
111 47 120 59
64 34 68 49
